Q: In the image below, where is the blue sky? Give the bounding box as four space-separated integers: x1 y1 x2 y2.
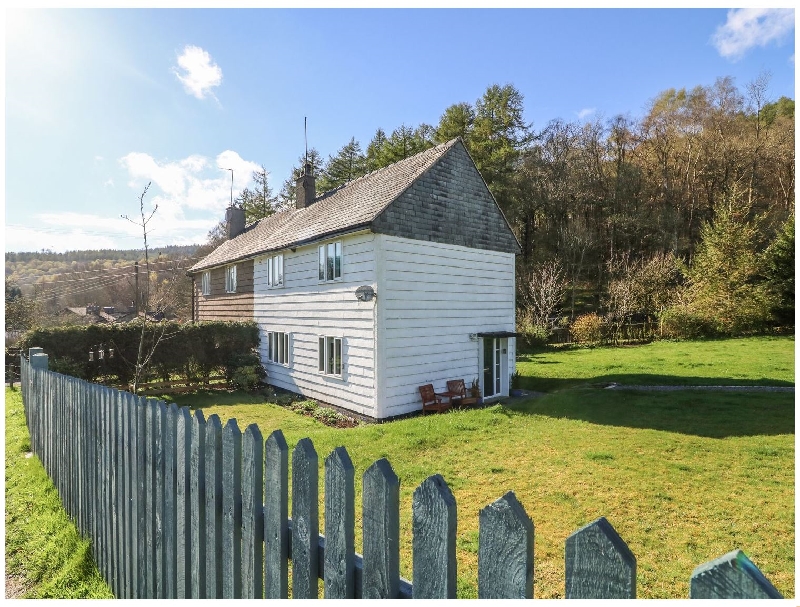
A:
4 7 795 253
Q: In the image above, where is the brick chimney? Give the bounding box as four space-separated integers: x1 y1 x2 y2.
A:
225 205 246 239
295 162 316 209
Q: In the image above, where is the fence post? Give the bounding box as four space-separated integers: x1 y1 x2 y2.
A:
292 438 319 599
565 516 636 599
204 414 223 599
222 418 243 599
412 474 457 599
190 409 207 599
478 491 534 599
175 406 192 598
264 430 288 599
324 446 355 599
689 550 783 599
362 458 400 599
241 424 264 599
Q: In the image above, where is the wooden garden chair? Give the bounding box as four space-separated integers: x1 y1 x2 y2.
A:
418 384 451 414
446 379 478 407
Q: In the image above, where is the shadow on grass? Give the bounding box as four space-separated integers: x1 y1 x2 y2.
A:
504 385 795 438
518 372 795 394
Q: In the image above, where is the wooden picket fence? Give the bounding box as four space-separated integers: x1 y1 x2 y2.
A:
20 349 784 599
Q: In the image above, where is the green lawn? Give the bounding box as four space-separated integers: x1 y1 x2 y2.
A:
4 388 112 599
6 336 794 598
517 335 795 392
167 336 795 598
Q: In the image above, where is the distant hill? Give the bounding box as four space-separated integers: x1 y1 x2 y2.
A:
5 245 201 297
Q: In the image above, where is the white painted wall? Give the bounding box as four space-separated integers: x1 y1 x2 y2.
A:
375 234 516 418
253 231 378 417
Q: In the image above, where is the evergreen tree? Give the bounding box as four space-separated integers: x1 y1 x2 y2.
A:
236 165 276 223
435 102 475 144
682 194 772 334
319 137 368 191
366 128 389 171
471 84 532 211
764 215 794 326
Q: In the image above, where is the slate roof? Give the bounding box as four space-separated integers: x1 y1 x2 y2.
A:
190 139 460 272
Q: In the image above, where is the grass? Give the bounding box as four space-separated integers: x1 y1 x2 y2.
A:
4 388 113 599
7 335 794 598
166 336 795 598
516 335 795 393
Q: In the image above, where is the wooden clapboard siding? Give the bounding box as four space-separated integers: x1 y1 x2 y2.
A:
253 231 378 417
375 234 516 418
195 261 254 322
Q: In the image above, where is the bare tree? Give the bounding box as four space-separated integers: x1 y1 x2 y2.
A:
121 183 179 392
519 259 568 327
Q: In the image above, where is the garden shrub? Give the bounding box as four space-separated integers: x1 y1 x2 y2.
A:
18 321 263 388
570 313 603 345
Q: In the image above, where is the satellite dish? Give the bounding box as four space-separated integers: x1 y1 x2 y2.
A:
355 285 375 302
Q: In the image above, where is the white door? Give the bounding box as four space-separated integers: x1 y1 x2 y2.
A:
482 337 507 398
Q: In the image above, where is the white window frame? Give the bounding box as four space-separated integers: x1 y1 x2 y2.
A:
266 331 291 366
318 241 342 282
318 335 343 376
225 264 237 293
266 253 284 288
201 271 210 296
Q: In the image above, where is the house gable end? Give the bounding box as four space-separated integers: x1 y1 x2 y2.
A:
370 141 521 255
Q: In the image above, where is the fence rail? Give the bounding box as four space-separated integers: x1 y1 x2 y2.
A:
19 349 784 599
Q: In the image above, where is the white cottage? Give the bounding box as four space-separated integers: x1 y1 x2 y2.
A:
189 138 521 420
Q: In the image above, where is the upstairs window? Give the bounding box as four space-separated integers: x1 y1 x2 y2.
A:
266 254 284 288
201 271 210 296
225 264 237 293
318 241 342 282
266 331 290 366
318 336 342 376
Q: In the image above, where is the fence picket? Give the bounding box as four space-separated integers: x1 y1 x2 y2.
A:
154 400 166 598
241 424 264 599
478 491 534 599
324 446 355 599
264 430 289 599
565 516 636 599
136 396 147 597
125 392 138 599
115 389 125 597
144 398 156 598
222 418 243 598
175 406 191 598
362 458 400 599
190 409 207 599
164 403 178 598
689 550 783 599
292 437 319 599
204 414 223 599
412 474 457 599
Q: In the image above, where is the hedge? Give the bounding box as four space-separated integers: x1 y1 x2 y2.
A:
17 321 264 388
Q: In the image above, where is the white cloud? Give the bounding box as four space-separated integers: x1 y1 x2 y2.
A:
172 45 223 100
7 149 263 252
577 108 596 120
104 178 114 187
713 8 794 61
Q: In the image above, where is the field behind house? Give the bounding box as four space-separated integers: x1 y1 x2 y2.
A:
170 336 794 598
